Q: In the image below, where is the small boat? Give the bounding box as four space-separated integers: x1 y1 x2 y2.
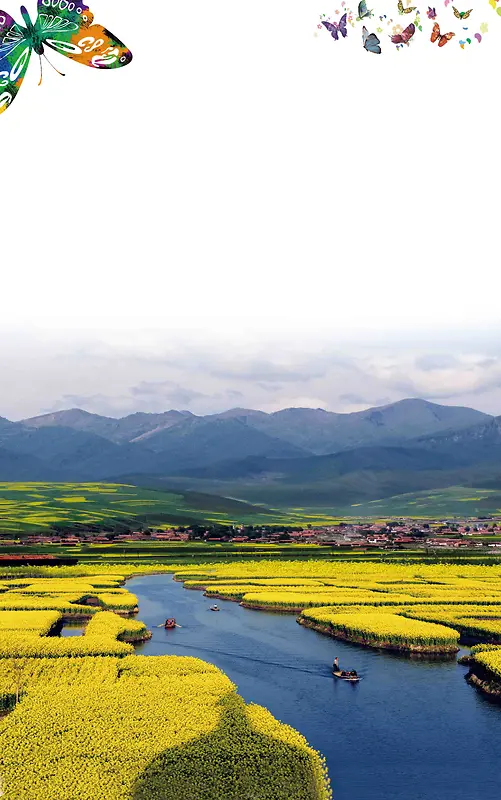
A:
164 618 176 629
332 670 360 682
209 605 220 612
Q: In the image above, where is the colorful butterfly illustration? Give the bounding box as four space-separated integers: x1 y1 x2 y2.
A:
362 24 381 51
427 6 437 18
431 21 455 44
0 1 132 116
322 14 348 39
357 0 374 20
397 0 416 13
453 6 472 17
391 21 416 42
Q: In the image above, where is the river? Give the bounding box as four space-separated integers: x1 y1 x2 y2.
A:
129 574 501 800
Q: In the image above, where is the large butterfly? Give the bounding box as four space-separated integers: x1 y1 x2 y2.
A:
0 1 132 115
397 0 416 13
452 6 472 18
322 14 348 40
362 25 381 52
430 21 455 44
357 1 374 21
390 22 416 43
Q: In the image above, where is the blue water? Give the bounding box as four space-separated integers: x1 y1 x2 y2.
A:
60 624 85 637
129 574 501 800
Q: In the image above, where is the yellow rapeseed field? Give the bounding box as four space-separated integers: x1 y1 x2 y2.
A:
0 563 333 799
175 559 501 651
0 655 331 800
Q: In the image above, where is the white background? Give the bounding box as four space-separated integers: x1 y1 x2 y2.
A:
0 1 500 417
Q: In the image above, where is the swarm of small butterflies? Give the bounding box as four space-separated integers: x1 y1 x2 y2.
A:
0 1 132 115
317 0 492 53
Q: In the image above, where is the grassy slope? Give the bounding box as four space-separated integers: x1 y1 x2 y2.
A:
0 482 291 532
2 482 501 534
331 486 501 518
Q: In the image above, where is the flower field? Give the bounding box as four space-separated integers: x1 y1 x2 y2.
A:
300 609 460 652
0 610 150 658
0 575 138 615
471 648 501 681
2 557 501 796
0 655 331 800
0 563 332 799
173 559 501 653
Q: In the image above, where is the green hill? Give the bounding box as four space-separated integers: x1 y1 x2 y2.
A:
330 486 501 518
0 482 293 533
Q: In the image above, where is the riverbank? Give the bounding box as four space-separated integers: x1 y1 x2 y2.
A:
297 617 460 655
466 666 501 701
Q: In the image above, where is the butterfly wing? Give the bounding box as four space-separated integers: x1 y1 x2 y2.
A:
338 13 348 37
462 9 473 18
398 0 404 12
438 31 455 44
35 0 132 68
322 20 339 40
364 31 382 52
431 21 440 41
401 22 416 41
0 11 31 115
453 6 461 17
358 1 373 18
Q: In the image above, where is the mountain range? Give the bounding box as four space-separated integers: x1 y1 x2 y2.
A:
1 399 500 508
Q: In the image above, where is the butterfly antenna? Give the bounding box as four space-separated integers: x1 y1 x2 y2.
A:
42 52 65 78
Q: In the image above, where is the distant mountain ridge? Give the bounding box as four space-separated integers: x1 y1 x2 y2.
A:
0 398 497 508
21 398 490 454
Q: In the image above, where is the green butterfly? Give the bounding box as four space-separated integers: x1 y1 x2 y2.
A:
0 1 132 116
453 6 473 18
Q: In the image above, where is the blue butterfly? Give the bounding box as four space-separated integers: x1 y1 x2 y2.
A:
357 0 374 20
362 25 381 52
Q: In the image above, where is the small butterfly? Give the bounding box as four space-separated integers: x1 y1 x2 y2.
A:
427 6 437 18
362 24 381 51
398 0 416 13
391 21 416 42
0 1 132 116
357 0 374 20
321 14 348 39
453 6 472 17
431 21 455 44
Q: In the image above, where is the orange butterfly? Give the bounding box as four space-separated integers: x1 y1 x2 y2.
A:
430 21 455 45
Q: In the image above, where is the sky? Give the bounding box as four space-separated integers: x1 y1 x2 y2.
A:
1 1 500 420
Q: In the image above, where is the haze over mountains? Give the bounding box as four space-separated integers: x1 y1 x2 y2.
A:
1 399 501 507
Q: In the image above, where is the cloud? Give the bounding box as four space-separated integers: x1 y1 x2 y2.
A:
209 358 329 383
130 381 208 408
3 329 501 420
414 354 459 371
338 393 370 405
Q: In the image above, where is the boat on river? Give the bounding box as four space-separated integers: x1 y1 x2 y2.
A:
164 618 176 629
332 670 360 682
209 605 220 611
